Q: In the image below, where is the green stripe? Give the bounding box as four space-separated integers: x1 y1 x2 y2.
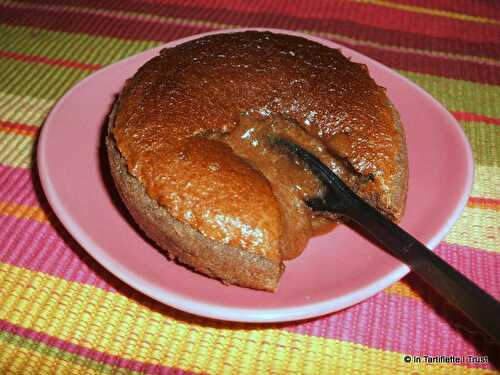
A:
0 24 159 67
399 71 500 118
0 58 89 101
461 121 500 168
0 329 139 374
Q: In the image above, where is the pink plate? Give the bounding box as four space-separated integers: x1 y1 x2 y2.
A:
38 28 473 322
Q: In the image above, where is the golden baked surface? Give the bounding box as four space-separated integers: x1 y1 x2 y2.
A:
112 31 407 261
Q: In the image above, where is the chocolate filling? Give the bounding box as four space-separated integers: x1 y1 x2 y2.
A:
222 112 363 260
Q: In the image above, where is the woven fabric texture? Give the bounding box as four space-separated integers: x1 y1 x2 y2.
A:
0 0 499 374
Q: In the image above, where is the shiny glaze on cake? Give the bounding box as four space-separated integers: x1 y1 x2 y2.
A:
112 31 404 260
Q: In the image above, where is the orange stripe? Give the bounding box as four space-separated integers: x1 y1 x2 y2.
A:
0 202 48 223
385 281 420 299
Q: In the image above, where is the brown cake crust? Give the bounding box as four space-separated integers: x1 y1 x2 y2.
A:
108 31 408 291
107 105 284 291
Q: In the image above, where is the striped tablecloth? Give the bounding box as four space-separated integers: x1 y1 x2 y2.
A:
0 1 499 374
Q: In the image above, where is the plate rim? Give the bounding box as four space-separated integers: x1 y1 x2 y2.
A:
37 27 474 322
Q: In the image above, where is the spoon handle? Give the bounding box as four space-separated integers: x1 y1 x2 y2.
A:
280 138 500 343
344 195 500 343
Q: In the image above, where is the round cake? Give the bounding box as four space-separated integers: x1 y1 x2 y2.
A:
107 31 408 291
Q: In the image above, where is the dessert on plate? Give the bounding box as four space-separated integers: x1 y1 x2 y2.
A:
106 31 408 291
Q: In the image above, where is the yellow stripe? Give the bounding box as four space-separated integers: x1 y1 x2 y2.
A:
0 135 35 164
0 263 490 374
445 206 499 253
353 0 500 26
471 166 500 200
0 132 33 169
0 202 48 223
0 340 107 375
0 92 53 127
3 0 498 67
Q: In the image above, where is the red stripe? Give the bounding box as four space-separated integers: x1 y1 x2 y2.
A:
0 50 101 71
17 0 500 59
137 0 500 42
453 111 500 125
468 197 500 206
392 0 500 19
437 242 499 296
468 197 500 211
0 120 39 136
0 165 39 207
0 319 203 375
